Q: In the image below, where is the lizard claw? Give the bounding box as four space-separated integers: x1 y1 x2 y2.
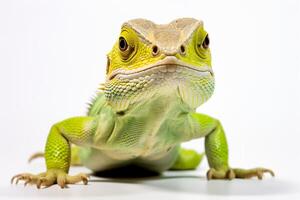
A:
207 167 275 180
11 173 33 185
11 170 90 188
233 167 275 179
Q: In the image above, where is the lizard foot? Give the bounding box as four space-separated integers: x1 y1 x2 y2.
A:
11 169 89 188
207 167 275 180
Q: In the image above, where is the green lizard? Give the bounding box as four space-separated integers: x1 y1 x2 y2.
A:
12 18 274 188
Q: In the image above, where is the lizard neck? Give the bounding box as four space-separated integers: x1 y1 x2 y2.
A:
111 87 195 115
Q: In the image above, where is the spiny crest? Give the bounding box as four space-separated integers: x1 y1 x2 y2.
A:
86 83 106 115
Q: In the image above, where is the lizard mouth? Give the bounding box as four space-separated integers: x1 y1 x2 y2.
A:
107 56 213 81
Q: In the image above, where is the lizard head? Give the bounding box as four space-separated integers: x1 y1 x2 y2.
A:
104 18 214 111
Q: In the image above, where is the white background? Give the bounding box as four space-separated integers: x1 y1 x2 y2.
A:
0 0 299 199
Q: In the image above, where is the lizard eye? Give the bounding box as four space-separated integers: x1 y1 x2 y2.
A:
119 37 128 51
197 34 209 49
119 36 135 60
195 27 210 60
118 28 138 61
202 35 209 49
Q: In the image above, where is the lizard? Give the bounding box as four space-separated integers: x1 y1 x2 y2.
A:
11 18 274 189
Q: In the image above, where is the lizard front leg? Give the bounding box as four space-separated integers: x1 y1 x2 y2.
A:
191 113 275 180
12 117 98 188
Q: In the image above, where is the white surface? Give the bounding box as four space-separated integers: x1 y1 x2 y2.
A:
2 164 300 200
0 0 300 199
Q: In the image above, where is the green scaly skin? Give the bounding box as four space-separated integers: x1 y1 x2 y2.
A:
12 18 274 189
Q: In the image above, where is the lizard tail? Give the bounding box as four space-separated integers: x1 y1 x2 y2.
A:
28 145 83 166
28 152 44 163
170 147 205 170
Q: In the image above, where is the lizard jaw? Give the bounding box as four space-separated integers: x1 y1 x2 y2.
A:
104 56 215 111
107 56 213 81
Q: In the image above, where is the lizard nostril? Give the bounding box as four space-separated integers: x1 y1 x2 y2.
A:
180 45 186 55
152 45 159 56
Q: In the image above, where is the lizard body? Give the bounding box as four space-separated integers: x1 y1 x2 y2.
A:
12 18 274 188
